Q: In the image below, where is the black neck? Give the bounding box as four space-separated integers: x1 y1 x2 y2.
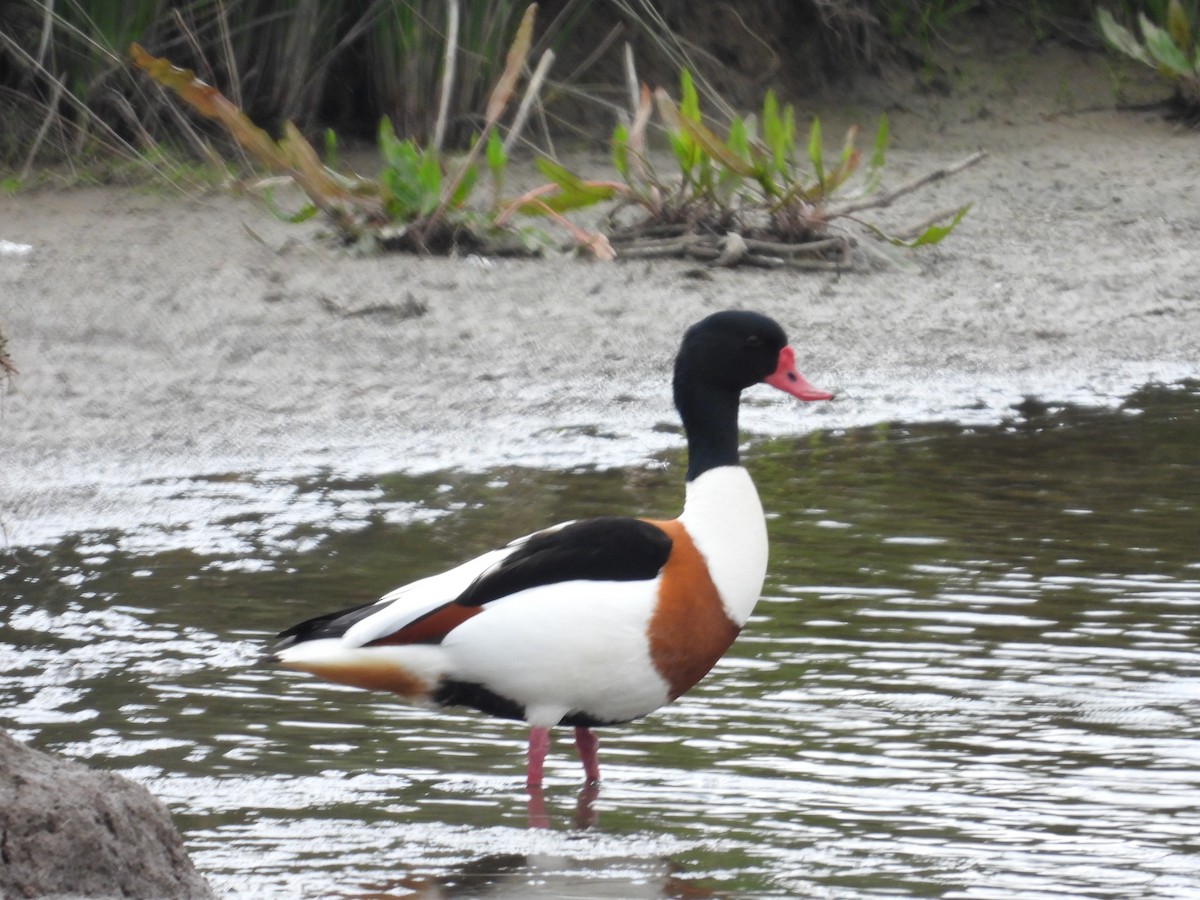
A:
676 386 742 481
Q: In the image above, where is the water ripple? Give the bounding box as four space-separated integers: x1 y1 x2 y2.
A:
2 384 1199 896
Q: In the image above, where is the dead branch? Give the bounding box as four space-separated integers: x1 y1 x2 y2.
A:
604 228 853 270
832 151 986 217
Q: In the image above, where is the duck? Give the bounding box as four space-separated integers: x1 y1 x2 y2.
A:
270 309 832 787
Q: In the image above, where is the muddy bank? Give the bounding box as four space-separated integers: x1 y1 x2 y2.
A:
1 41 1197 554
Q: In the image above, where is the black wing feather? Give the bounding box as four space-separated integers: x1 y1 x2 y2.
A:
272 598 382 652
455 516 673 607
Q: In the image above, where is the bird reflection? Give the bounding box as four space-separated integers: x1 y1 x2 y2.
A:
340 783 722 899
526 782 600 830
345 849 721 899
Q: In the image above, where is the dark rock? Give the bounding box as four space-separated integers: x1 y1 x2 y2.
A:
0 729 213 899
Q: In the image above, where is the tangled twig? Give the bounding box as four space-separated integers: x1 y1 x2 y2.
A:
596 150 986 268
607 227 854 269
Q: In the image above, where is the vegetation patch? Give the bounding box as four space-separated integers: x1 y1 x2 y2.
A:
131 5 978 268
595 68 982 269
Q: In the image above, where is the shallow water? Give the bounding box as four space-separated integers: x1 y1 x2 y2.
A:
3 381 1199 898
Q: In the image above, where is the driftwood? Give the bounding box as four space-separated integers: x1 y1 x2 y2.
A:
609 229 854 270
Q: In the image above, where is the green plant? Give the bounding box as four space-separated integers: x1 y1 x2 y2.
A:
1099 0 1200 116
129 7 979 268
130 5 612 257
601 68 980 268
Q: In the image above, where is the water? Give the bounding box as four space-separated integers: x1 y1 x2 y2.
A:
2 381 1199 898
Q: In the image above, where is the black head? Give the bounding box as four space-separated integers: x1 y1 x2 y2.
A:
672 310 829 480
673 310 789 397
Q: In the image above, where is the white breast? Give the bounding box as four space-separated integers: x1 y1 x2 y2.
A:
678 466 768 626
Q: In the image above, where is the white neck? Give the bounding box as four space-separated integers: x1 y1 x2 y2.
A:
678 466 768 626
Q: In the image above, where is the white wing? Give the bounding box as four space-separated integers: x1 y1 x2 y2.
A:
340 522 575 647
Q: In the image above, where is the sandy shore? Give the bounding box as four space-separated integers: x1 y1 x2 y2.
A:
2 39 1197 552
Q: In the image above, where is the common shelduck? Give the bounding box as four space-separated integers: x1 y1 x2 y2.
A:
271 310 832 787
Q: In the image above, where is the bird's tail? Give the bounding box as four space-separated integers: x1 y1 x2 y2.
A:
270 627 446 701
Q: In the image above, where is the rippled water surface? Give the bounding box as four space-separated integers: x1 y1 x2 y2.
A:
3 382 1199 898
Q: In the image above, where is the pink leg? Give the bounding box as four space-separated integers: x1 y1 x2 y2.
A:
526 726 550 789
574 726 600 784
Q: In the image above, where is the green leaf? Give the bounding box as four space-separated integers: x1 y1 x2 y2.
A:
1098 8 1153 66
324 128 339 168
887 203 972 247
418 148 441 188
419 153 442 216
1140 13 1192 76
378 116 399 159
808 117 825 189
727 115 750 161
612 123 630 180
675 115 757 177
486 130 507 179
870 113 889 172
451 162 477 207
534 156 584 190
762 89 778 130
482 130 504 208
677 77 702 173
527 157 619 213
1167 0 1193 59
376 124 436 221
721 118 751 198
668 132 695 175
782 103 795 166
679 68 701 122
762 91 796 175
539 183 620 214
262 185 319 223
655 89 700 175
763 90 783 171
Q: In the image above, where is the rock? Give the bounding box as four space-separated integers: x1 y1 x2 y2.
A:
0 729 213 899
